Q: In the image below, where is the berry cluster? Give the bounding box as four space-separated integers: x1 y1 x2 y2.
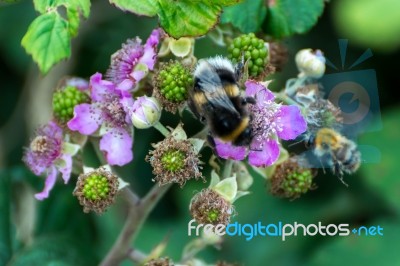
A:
83 174 110 201
52 86 90 125
156 61 192 103
161 149 186 172
228 33 268 77
280 169 314 199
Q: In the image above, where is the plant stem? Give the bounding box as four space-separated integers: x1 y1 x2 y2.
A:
100 183 172 266
275 92 298 106
222 159 234 179
153 121 170 137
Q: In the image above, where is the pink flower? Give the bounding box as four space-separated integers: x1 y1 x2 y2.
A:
23 121 79 200
67 73 134 166
215 80 307 168
106 28 163 91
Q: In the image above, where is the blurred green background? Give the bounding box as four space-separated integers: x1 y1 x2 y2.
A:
1 0 400 265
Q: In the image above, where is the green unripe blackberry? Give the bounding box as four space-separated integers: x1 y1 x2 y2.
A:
155 61 193 103
74 167 119 214
53 86 90 125
270 158 315 199
228 33 268 78
161 149 186 172
83 174 110 201
280 170 314 198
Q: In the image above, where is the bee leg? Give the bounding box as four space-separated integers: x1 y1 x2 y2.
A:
235 55 245 80
337 174 348 187
209 154 221 173
207 133 216 149
334 162 349 187
243 96 256 105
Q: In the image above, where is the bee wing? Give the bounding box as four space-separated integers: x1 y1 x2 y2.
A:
196 66 239 114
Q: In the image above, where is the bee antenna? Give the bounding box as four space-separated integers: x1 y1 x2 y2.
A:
288 139 304 147
338 175 349 187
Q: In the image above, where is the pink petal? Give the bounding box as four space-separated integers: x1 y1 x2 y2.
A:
35 166 57 200
59 154 72 184
248 139 280 167
120 96 134 122
245 80 274 103
276 105 307 140
116 79 134 92
215 139 247 161
139 29 162 70
65 77 89 91
67 103 101 135
90 72 116 101
100 129 133 166
131 70 146 82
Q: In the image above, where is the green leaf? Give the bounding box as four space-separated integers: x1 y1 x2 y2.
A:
333 0 400 52
221 0 267 33
263 0 325 38
157 0 222 38
71 0 90 18
33 0 90 17
202 0 242 5
358 108 400 214
109 0 158 17
21 12 71 74
33 0 49 13
67 8 80 37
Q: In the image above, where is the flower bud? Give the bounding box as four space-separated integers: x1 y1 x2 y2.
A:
295 49 326 78
131 96 161 129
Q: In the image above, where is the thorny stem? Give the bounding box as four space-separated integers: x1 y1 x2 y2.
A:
100 183 173 266
89 137 168 265
153 121 170 137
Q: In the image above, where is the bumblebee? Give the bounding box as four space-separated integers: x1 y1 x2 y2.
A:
310 128 361 179
188 56 254 146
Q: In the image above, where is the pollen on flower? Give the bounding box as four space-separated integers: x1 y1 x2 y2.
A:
146 136 203 186
30 136 49 153
249 99 282 149
73 167 119 214
190 189 233 225
101 97 127 128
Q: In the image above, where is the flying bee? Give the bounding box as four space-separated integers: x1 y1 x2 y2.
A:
308 127 361 184
188 56 255 146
